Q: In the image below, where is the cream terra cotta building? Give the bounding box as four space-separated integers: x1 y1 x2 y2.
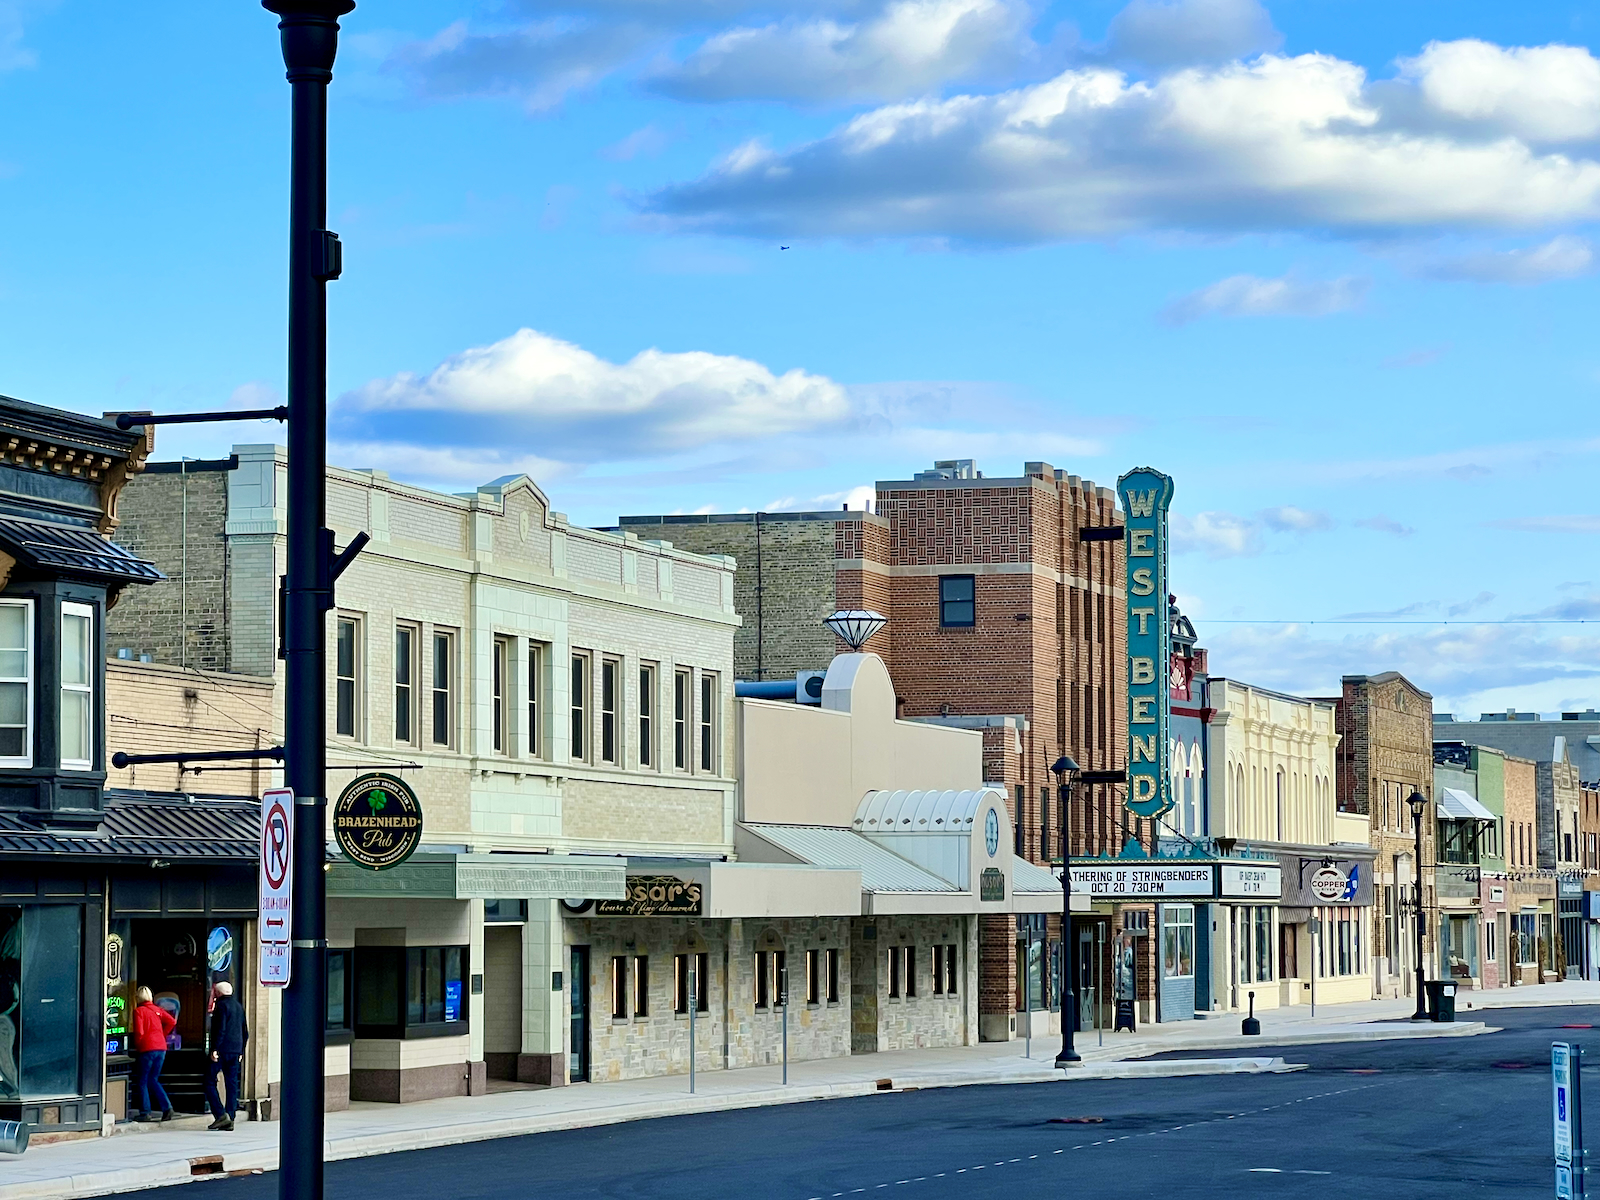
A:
1207 678 1375 1012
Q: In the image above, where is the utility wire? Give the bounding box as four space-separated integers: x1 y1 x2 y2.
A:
1199 618 1600 626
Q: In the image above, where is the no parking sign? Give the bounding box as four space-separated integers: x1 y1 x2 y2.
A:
259 788 294 988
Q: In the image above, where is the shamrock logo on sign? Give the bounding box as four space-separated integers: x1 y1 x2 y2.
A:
366 789 388 815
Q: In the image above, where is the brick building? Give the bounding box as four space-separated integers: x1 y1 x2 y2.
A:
624 458 1155 1030
1327 672 1435 1001
1502 753 1555 984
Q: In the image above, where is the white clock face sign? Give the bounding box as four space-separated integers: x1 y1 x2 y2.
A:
985 808 999 857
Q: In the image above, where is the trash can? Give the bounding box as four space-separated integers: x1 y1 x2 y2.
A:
1425 980 1457 1023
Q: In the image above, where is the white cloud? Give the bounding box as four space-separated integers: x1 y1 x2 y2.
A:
1174 504 1334 557
1105 0 1279 69
1419 235 1595 284
0 1 46 72
1199 620 1600 713
601 124 675 161
1355 514 1415 536
1163 273 1367 323
1490 515 1600 534
386 17 653 111
1400 39 1600 144
1173 511 1259 557
1261 505 1333 532
652 0 1038 103
335 328 854 465
645 45 1600 242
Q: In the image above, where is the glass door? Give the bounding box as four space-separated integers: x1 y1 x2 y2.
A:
569 946 590 1083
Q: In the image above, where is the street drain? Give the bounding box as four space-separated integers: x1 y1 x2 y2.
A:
189 1157 225 1177
1049 1117 1105 1124
876 1079 893 1091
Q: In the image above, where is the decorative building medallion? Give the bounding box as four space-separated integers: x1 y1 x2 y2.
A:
333 773 424 870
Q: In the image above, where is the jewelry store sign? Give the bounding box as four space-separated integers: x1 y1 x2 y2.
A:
1071 864 1213 899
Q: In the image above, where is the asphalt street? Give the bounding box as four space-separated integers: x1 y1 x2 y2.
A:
157 1005 1586 1199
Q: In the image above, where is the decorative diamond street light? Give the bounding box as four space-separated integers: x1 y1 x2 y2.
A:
824 609 887 650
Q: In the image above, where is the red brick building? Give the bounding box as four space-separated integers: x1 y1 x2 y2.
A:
624 458 1155 1034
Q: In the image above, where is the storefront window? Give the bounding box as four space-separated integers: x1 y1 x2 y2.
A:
0 906 82 1098
1163 906 1194 978
354 945 467 1039
1254 907 1273 983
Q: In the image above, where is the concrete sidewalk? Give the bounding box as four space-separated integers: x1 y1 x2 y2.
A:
6 982 1591 1200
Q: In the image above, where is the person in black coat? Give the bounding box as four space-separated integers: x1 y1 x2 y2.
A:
205 981 249 1130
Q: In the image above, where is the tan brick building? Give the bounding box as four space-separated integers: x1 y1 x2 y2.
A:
625 458 1151 1031
1328 672 1435 1001
1502 753 1555 983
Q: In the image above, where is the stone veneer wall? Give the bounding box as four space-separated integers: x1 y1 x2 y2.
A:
850 915 978 1053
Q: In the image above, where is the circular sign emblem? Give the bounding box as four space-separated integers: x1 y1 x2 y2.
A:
334 773 424 871
1310 866 1345 902
985 808 1000 857
262 795 291 891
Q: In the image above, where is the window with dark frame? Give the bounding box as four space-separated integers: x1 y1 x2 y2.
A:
492 637 509 753
806 948 820 1004
336 616 359 738
632 955 649 1016
394 625 416 744
700 673 717 773
932 945 945 994
639 664 655 767
431 631 453 746
674 669 689 770
572 654 589 762
352 945 467 1039
888 946 900 997
674 954 690 1015
903 946 916 998
602 659 619 764
755 950 770 1008
611 956 628 1019
326 949 352 1036
826 948 840 1003
527 641 544 758
944 944 958 995
939 574 975 627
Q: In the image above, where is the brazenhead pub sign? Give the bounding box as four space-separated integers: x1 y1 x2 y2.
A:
595 875 703 917
333 772 424 871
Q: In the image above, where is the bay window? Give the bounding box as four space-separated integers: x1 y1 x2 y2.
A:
59 602 93 769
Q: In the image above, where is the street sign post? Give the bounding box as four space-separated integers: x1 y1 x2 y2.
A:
259 788 294 988
1555 1041 1586 1198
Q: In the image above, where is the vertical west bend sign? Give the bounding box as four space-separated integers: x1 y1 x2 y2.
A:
1118 468 1175 820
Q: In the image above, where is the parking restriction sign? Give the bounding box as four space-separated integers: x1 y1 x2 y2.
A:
260 788 294 988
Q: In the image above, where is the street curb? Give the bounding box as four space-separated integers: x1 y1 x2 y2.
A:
0 1057 1300 1200
1103 1019 1493 1060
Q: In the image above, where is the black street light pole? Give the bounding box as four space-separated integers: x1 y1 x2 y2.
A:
1052 755 1081 1066
263 4 352 1199
1407 789 1428 1021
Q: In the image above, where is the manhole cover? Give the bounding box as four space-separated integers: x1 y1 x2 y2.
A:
1049 1117 1106 1124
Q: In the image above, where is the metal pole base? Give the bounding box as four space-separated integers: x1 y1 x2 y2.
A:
1054 1050 1082 1067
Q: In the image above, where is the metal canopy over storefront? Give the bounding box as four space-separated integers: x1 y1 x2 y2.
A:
326 853 627 900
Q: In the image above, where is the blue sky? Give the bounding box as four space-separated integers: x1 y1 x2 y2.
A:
4 0 1600 713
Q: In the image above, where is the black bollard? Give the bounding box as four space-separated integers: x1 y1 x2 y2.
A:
1241 989 1261 1036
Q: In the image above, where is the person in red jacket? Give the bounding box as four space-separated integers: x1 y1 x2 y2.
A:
130 987 176 1122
